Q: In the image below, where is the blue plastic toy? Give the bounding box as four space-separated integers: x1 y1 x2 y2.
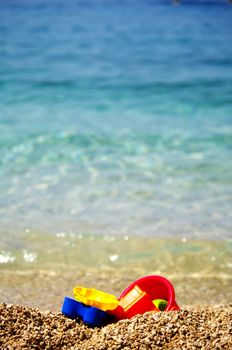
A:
62 296 115 327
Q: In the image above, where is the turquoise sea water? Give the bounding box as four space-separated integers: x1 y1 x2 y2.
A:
0 0 232 249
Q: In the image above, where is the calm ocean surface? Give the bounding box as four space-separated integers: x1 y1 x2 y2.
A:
0 0 232 262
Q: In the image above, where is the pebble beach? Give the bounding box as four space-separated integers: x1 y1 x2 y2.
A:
1 303 231 350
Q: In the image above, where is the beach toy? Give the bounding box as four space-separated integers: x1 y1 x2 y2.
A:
73 287 119 311
61 275 180 327
118 275 180 318
73 286 125 320
62 296 115 327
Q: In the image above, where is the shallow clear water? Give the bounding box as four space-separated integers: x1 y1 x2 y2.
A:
0 1 232 247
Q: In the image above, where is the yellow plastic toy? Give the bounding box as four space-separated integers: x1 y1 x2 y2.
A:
73 286 119 311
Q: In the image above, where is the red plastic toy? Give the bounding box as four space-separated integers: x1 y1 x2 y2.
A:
118 275 180 318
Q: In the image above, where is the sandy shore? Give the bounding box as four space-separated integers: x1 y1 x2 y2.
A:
1 238 232 349
1 303 231 349
1 266 232 312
